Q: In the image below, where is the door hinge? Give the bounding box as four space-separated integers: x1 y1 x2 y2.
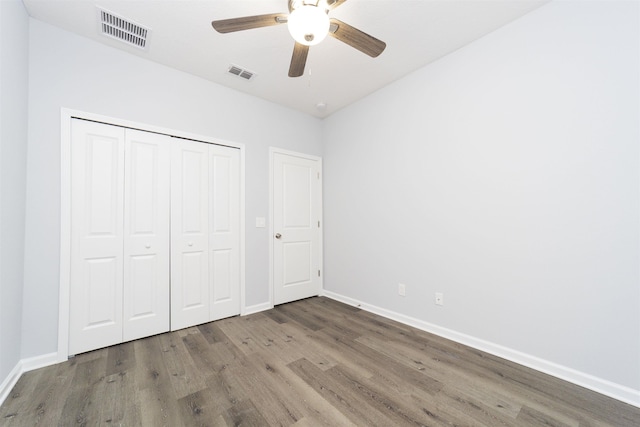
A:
318 270 321 277
318 220 320 228
317 172 320 179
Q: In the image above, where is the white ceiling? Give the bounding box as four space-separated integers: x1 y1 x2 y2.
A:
22 0 547 118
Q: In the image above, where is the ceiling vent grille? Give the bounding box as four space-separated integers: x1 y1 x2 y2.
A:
228 65 256 81
98 8 150 50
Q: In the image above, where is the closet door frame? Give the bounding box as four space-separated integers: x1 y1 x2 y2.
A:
58 108 246 361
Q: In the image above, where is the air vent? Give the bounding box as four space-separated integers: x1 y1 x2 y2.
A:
227 65 256 81
98 8 150 50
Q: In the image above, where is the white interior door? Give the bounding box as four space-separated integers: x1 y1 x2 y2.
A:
171 139 210 330
70 119 125 355
123 129 171 341
209 145 241 320
272 151 322 305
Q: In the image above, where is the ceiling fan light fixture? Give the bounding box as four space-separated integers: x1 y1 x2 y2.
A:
287 5 329 46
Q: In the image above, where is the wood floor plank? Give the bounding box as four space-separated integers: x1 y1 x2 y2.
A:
254 314 339 370
288 357 399 426
306 295 361 313
222 399 270 426
0 361 76 426
1 297 639 426
206 362 249 410
0 368 48 424
235 313 308 365
302 326 374 379
315 326 443 396
226 353 305 425
215 313 265 356
135 334 196 427
42 363 82 424
263 307 291 324
278 298 363 340
242 351 355 426
434 384 520 426
356 331 521 397
157 331 208 399
182 331 222 382
197 321 229 345
274 301 326 331
133 335 167 391
58 357 109 425
99 370 142 425
177 388 224 426
323 362 448 426
516 405 575 427
105 340 136 376
138 386 184 427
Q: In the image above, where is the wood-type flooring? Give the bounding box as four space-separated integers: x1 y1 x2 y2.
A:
1 297 639 426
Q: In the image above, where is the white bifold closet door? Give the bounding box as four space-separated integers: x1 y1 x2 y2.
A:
69 120 170 355
70 120 240 354
123 129 171 342
170 139 240 331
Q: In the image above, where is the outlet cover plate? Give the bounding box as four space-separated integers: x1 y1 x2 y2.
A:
398 283 406 297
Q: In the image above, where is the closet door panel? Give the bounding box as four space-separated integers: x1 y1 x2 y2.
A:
171 139 210 330
123 129 171 341
70 119 125 355
209 145 241 320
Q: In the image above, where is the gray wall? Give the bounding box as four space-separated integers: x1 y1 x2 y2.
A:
323 0 639 391
21 19 322 359
0 0 29 382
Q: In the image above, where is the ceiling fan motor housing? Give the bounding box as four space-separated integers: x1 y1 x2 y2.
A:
288 0 329 13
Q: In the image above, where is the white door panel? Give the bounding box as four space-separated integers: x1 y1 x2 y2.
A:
209 145 240 320
273 152 321 305
70 120 125 355
171 139 210 330
123 129 170 341
283 163 312 228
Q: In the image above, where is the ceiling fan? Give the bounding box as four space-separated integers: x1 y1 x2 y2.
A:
211 0 386 78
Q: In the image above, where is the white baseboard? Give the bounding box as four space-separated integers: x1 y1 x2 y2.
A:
322 290 640 409
0 352 58 406
0 362 23 406
243 302 272 316
20 352 58 372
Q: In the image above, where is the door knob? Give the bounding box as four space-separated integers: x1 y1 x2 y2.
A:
188 242 193 247
145 244 151 249
275 233 282 239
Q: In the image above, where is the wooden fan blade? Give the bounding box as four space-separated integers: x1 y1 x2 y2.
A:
288 42 309 77
212 13 287 33
328 18 386 57
326 0 348 10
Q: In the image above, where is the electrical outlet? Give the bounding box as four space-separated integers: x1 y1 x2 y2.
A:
435 292 444 306
398 283 406 297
